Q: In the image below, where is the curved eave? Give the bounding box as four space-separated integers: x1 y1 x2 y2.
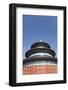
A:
25 48 56 58
23 57 57 66
31 42 50 49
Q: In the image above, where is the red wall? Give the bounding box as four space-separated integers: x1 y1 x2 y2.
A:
23 65 57 75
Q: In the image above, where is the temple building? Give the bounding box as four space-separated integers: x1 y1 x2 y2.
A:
23 41 57 75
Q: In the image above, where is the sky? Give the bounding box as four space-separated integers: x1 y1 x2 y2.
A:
23 15 57 58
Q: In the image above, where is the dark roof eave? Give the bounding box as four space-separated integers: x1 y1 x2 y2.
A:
25 48 56 58
31 42 50 49
23 57 57 66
